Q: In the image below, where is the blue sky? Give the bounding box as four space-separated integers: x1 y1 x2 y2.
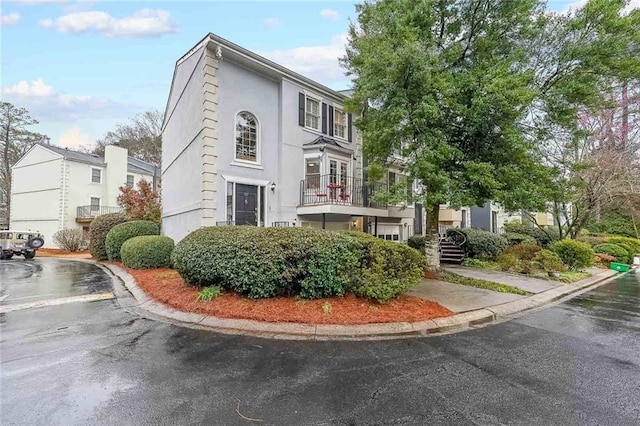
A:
0 0 608 149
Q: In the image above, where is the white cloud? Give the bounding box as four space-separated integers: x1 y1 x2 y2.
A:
2 78 53 97
260 33 349 86
39 8 177 38
0 9 21 26
264 17 281 29
1 78 134 121
561 0 639 14
7 0 67 4
57 127 94 149
320 9 340 21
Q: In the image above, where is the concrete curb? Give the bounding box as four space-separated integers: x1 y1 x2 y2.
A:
87 260 622 341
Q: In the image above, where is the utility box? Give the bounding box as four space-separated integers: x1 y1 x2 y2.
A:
611 262 630 272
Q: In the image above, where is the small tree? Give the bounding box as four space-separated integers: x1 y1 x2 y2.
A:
53 229 88 252
117 180 161 223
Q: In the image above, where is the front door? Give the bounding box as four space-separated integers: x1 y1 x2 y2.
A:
235 184 258 226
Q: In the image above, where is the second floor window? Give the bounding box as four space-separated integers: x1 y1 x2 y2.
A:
91 168 101 184
126 175 134 187
235 112 258 162
305 97 320 130
334 108 346 139
90 197 100 210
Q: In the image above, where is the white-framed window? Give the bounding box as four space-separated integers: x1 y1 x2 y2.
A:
334 107 346 139
90 167 102 184
90 197 100 216
305 159 321 190
126 174 134 187
305 96 321 130
235 111 259 163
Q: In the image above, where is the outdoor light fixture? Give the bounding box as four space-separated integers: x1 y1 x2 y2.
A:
270 182 276 191
352 219 358 228
292 218 297 227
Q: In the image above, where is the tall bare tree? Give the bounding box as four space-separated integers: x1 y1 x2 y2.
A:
0 102 47 227
93 109 162 166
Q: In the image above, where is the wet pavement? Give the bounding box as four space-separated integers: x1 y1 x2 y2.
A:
1 260 639 425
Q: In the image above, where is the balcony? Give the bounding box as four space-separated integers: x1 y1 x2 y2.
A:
76 205 122 223
298 174 390 216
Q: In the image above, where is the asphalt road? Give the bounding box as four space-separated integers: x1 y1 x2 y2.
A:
1 259 639 425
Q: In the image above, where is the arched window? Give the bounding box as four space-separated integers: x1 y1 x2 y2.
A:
235 112 258 162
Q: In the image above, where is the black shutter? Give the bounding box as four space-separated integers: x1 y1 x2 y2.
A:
328 105 334 136
347 113 353 142
321 102 328 134
298 92 305 126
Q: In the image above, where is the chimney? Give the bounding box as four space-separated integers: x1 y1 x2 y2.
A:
104 145 128 207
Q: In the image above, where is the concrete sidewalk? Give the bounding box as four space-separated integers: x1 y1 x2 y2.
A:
443 266 560 294
408 279 524 313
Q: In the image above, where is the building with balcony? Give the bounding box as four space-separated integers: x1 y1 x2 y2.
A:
161 33 417 243
10 143 158 248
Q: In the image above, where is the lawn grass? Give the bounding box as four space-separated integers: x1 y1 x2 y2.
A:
531 271 592 283
437 271 532 296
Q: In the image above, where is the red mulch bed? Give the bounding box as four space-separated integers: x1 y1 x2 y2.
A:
38 248 92 258
121 265 453 325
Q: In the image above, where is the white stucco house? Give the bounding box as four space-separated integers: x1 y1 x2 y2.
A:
162 33 419 243
10 143 158 247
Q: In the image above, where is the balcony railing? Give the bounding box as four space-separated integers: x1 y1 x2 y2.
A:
299 175 387 209
76 205 122 220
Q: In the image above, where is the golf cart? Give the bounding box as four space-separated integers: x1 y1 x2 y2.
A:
0 230 45 260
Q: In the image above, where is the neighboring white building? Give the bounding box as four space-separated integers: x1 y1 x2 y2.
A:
162 33 416 243
10 144 158 248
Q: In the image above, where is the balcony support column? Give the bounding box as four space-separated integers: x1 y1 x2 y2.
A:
322 213 326 230
374 216 378 237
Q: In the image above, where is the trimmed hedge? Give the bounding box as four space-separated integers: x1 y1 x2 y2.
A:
607 237 640 254
503 243 542 261
550 240 594 270
172 227 426 302
407 235 427 252
105 220 160 261
344 232 426 303
89 213 129 260
504 225 557 247
504 232 538 246
577 235 610 247
447 228 508 260
593 243 629 264
533 249 565 272
121 235 174 269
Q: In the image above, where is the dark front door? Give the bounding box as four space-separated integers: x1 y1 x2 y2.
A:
235 184 258 226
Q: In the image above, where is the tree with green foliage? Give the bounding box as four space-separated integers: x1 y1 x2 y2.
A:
342 0 640 267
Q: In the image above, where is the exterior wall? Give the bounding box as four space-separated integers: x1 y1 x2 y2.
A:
10 145 63 247
104 146 128 206
162 46 209 242
63 160 106 231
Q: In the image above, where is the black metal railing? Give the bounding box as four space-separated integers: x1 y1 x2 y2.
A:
299 175 387 208
76 205 122 219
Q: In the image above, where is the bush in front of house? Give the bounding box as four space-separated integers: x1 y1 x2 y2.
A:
105 220 160 261
550 240 594 270
172 227 426 302
407 235 427 252
344 232 427 303
504 225 557 247
503 243 542 261
121 235 174 269
53 229 88 252
496 252 520 272
533 249 566 273
89 213 129 260
577 235 611 247
592 243 629 264
504 232 538 247
606 236 640 255
172 226 360 299
447 228 509 260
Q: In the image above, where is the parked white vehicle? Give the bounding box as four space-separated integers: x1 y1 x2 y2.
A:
0 230 44 260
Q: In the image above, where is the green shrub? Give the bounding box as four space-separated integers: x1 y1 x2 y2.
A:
533 249 565 272
344 232 426 303
120 235 174 269
504 225 557 247
504 232 537 246
593 243 629 264
172 227 360 299
503 243 542 261
586 210 638 238
462 258 499 269
89 213 129 260
106 220 160 261
197 285 222 301
550 240 594 270
446 228 508 260
496 253 520 272
577 235 611 247
407 235 427 252
607 237 640 254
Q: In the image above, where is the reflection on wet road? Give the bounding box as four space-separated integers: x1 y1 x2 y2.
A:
1 260 639 425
